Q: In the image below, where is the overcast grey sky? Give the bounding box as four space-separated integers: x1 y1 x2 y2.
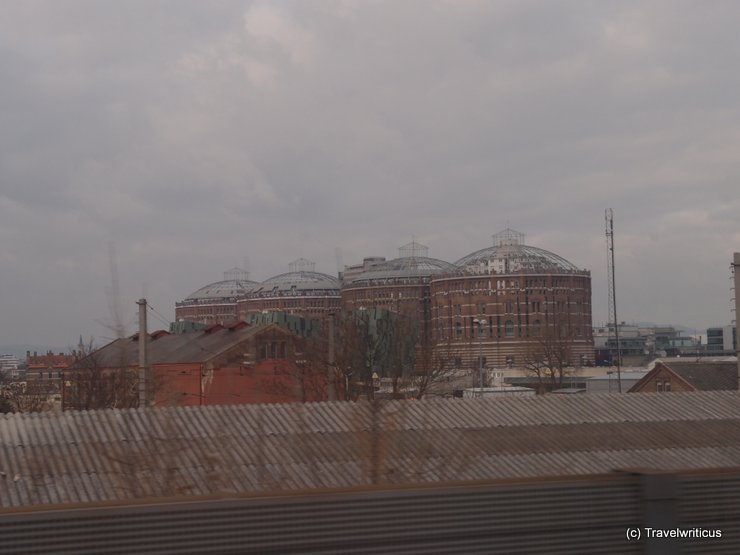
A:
1 1 739 349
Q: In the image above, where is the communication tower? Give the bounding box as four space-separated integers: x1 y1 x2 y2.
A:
605 209 622 392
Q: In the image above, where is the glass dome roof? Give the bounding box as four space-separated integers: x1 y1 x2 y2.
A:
349 257 459 284
455 229 582 273
183 268 258 302
247 260 340 297
348 241 458 285
260 271 339 291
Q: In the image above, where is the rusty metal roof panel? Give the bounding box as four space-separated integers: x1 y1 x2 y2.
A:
4 391 740 509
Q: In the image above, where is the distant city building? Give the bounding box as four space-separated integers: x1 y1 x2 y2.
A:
26 350 77 386
707 325 737 353
593 323 701 366
593 324 646 366
0 354 21 379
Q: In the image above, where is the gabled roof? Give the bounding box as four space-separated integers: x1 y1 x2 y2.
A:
75 324 291 367
629 361 738 392
3 391 740 509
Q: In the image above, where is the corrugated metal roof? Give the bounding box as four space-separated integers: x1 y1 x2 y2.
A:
3 391 740 509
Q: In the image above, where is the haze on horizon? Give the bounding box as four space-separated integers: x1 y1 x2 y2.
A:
1 1 739 349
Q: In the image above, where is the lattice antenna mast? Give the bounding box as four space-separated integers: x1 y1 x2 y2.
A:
605 209 622 392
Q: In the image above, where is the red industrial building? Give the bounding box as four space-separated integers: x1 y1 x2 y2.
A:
63 322 324 410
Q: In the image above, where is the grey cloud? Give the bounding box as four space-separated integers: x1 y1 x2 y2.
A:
1 1 739 346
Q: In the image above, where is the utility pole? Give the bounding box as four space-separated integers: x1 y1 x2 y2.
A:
473 318 485 394
605 209 622 392
733 253 740 389
137 298 151 406
327 313 336 401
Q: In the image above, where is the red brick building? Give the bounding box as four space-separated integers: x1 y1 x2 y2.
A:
341 230 594 374
341 242 459 327
629 360 738 393
433 229 593 369
175 268 257 325
26 350 79 395
63 323 323 410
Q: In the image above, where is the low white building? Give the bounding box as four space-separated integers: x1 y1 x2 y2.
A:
585 370 648 394
462 386 535 398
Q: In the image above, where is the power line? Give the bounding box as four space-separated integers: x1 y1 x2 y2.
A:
146 304 172 328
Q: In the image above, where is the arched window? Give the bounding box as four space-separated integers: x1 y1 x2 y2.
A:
532 319 541 335
504 320 514 337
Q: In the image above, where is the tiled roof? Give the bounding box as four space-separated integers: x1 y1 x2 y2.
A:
77 324 281 367
3 391 740 509
666 361 738 391
26 353 76 369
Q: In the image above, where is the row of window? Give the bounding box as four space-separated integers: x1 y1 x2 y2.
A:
448 356 514 368
445 319 587 339
441 300 586 315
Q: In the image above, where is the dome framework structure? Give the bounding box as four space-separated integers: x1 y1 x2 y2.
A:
175 268 257 325
455 229 581 274
237 259 341 321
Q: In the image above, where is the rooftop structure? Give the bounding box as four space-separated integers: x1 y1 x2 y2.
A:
175 268 258 325
629 360 739 393
348 242 458 286
252 271 339 294
455 228 581 274
181 268 257 302
239 260 340 320
62 323 314 411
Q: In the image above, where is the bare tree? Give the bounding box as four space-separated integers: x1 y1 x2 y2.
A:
380 307 418 399
258 334 330 403
0 369 57 413
0 394 12 413
522 316 576 393
413 331 459 399
64 339 138 411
